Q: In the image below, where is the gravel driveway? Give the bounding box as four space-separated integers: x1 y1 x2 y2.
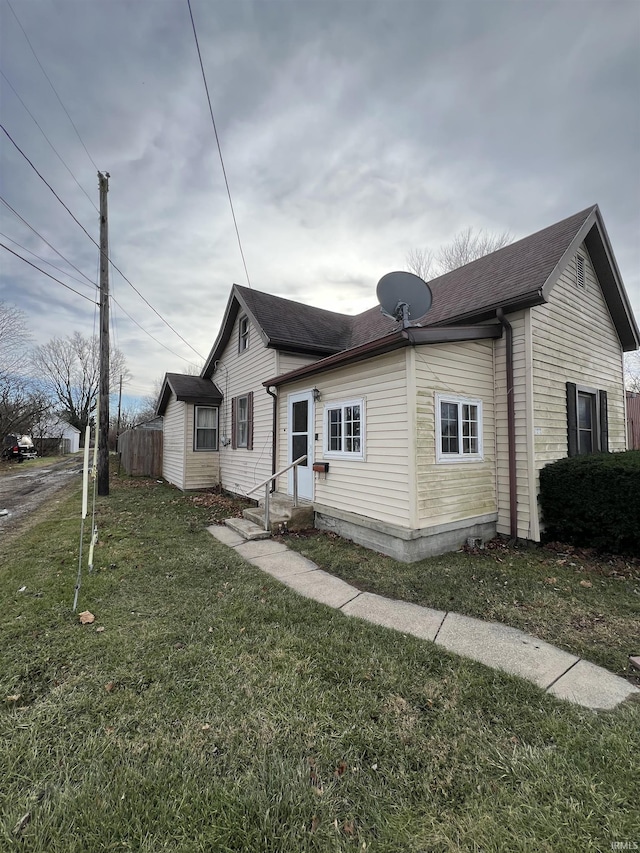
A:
0 456 83 549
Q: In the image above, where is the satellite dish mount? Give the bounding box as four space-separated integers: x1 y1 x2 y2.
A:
376 271 433 329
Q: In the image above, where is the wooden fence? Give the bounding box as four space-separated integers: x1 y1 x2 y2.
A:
118 428 163 478
627 392 640 450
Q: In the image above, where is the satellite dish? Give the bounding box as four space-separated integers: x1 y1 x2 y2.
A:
376 271 432 328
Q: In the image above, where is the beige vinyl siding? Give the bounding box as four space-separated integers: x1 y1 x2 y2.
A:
210 313 277 496
415 340 496 528
494 311 531 538
276 351 411 527
162 395 186 489
184 404 220 490
530 245 626 525
276 351 319 375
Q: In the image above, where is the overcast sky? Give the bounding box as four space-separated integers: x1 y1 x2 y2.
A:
1 0 639 403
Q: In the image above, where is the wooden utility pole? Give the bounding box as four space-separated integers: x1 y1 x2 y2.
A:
98 172 110 496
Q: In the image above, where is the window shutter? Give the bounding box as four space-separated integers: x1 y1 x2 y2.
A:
247 391 254 450
598 390 609 452
231 396 237 449
566 382 578 457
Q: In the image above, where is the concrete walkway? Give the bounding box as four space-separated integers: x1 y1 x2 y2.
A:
207 526 639 712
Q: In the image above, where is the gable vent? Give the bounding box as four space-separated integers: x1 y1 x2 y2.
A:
576 254 586 289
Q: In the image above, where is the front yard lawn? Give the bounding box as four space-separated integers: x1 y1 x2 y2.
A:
1 475 637 851
282 531 640 679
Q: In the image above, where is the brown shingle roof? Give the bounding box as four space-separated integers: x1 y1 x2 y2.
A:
156 373 222 415
419 206 596 325
235 286 353 353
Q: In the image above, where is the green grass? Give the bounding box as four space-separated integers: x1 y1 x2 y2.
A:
281 531 640 678
1 475 638 851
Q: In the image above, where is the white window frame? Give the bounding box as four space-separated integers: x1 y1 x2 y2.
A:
236 394 249 448
238 315 249 352
194 406 218 451
435 394 483 463
324 399 365 460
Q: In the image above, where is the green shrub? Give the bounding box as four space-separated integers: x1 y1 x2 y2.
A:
539 450 640 555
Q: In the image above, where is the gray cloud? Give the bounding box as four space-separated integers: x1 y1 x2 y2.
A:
1 0 638 399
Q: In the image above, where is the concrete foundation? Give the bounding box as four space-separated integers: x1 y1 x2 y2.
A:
314 505 497 562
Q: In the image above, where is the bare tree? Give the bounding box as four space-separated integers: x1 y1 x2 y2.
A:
0 301 50 438
31 332 130 434
407 227 513 279
406 247 436 282
0 375 50 439
624 351 640 393
0 301 31 379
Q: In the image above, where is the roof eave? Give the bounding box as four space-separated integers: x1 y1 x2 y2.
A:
155 374 173 416
428 293 545 327
266 338 343 356
264 324 503 387
405 324 502 344
264 332 407 387
585 212 640 351
176 394 223 405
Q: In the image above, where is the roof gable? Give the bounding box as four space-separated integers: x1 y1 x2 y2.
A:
416 205 638 350
202 285 353 378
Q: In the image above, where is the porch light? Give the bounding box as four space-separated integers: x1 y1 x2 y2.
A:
312 387 321 402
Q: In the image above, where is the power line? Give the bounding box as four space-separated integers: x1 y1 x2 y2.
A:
0 194 97 286
107 251 205 359
2 125 205 359
0 230 97 290
109 293 202 368
5 0 100 173
1 241 99 304
1 123 98 247
186 0 252 289
0 68 99 212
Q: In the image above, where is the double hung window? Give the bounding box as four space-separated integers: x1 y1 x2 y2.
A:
324 400 364 459
566 383 608 455
238 316 249 352
231 392 253 449
194 406 218 450
436 395 483 462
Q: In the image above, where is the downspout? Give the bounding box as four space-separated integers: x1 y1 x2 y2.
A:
266 386 278 493
496 309 518 540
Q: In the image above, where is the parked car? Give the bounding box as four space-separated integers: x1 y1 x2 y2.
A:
2 435 24 462
18 435 37 459
1 434 37 462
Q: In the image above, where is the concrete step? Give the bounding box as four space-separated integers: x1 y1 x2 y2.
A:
224 517 271 541
243 501 313 533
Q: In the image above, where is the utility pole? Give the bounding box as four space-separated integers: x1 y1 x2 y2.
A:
98 172 110 496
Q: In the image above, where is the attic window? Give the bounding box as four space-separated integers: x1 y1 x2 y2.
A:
576 254 586 289
239 316 249 352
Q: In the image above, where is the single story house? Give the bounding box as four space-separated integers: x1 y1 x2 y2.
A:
156 205 639 560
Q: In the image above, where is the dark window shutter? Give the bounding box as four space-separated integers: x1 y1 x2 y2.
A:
598 390 609 452
247 391 254 450
231 396 237 449
566 382 578 457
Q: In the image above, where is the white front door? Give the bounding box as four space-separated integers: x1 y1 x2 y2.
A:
287 391 314 500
